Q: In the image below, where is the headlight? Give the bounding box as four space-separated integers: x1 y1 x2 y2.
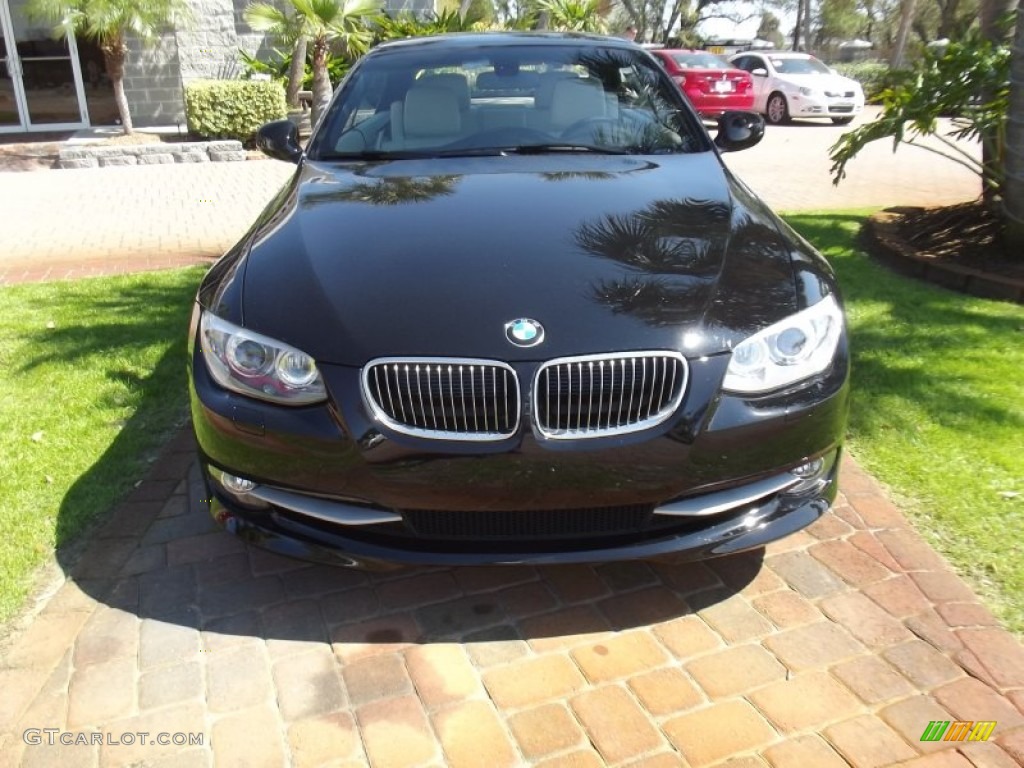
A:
199 312 326 405
722 294 843 394
799 86 816 97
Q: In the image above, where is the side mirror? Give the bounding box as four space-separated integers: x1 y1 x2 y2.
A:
714 111 765 152
256 120 303 164
751 67 768 77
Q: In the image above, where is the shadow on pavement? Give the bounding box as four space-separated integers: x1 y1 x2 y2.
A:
58 425 762 647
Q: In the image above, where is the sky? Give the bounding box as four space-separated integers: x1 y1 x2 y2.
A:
694 1 797 41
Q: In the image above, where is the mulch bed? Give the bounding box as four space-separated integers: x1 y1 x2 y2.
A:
892 200 1024 281
0 132 74 172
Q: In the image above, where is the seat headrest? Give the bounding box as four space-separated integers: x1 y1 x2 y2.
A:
533 71 577 109
550 78 607 128
403 87 462 138
415 73 470 111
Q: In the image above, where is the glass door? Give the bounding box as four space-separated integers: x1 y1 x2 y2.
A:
0 0 88 132
0 5 24 131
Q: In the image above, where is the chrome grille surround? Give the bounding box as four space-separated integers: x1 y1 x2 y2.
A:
533 351 688 439
362 357 520 441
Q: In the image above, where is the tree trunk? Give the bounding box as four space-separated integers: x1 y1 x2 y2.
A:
1003 6 1024 252
793 0 804 50
890 0 917 69
979 0 1017 204
458 0 473 20
980 0 1016 42
310 38 332 128
935 0 961 40
101 36 133 134
663 0 685 42
286 36 307 110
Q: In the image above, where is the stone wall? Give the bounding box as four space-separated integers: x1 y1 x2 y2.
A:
123 0 270 128
58 140 248 169
123 0 436 128
123 34 187 127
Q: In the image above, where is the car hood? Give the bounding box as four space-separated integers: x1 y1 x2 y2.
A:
233 154 800 366
775 73 861 93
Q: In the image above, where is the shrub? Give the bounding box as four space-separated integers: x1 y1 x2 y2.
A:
238 49 348 94
185 80 287 141
832 60 905 103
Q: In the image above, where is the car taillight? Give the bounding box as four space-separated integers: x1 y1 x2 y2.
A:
687 74 711 92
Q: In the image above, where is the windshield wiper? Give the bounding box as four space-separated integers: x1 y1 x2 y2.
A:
501 144 630 156
321 144 632 161
320 150 437 161
429 144 630 158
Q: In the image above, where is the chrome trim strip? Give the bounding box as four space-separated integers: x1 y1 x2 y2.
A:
362 356 521 442
533 351 688 440
249 485 402 525
653 472 799 518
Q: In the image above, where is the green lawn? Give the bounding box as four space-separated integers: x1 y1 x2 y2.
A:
785 212 1024 634
0 268 203 623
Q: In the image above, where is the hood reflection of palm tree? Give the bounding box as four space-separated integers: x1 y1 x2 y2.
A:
303 175 460 206
576 198 730 274
540 171 615 182
577 198 732 327
593 278 708 327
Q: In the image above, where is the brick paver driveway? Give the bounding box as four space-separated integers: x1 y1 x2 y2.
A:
2 430 1022 768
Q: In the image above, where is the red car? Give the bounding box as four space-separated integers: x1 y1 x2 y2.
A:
650 49 754 118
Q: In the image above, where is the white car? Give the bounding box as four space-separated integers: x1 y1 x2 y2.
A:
728 51 865 125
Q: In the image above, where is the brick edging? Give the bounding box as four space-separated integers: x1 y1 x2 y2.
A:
862 211 1024 304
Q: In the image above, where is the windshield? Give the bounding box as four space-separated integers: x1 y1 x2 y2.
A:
670 52 731 70
311 40 709 159
769 56 832 75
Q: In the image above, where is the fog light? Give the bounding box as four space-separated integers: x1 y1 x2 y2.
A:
785 451 839 495
221 472 256 494
792 458 825 479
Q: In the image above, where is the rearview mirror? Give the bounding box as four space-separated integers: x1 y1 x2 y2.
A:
256 120 303 164
714 111 765 153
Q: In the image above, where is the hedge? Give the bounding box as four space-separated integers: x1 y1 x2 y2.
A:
832 61 907 104
185 80 287 142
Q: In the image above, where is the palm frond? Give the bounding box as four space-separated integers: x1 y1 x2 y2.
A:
244 2 293 33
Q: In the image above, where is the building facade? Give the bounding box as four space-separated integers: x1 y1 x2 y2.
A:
0 0 431 133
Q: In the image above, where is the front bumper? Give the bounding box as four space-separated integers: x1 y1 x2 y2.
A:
202 460 838 568
788 92 864 118
189 324 850 567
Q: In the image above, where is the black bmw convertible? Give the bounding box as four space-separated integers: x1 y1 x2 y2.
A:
188 32 850 568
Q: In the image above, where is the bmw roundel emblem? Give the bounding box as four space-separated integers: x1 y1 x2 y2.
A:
505 318 545 347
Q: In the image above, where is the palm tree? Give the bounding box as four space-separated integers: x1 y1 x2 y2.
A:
537 0 607 33
243 3 308 109
27 0 191 134
246 0 381 127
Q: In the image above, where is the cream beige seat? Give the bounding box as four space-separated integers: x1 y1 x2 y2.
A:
386 86 464 151
548 78 613 132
